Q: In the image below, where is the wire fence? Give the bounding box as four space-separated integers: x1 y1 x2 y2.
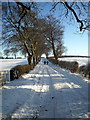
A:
0 71 10 86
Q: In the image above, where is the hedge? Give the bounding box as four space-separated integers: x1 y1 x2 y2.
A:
78 65 86 75
79 63 90 79
58 61 78 73
10 64 34 80
48 58 78 73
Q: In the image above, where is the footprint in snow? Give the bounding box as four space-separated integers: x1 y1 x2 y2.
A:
45 109 48 111
52 96 54 99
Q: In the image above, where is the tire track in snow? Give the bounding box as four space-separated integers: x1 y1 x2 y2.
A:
11 65 49 119
29 65 56 118
46 65 73 118
48 63 88 99
38 65 57 118
46 66 56 118
47 64 88 118
49 63 88 102
3 64 44 119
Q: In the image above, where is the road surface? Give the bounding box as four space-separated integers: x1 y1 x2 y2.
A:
2 58 89 119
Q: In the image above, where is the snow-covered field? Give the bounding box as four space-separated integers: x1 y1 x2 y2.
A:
0 57 89 72
58 57 89 67
1 58 89 119
0 59 28 72
0 57 89 83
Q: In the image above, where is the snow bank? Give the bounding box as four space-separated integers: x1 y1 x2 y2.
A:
58 57 89 67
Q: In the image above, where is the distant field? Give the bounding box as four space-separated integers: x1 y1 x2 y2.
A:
0 59 28 72
0 57 90 72
58 57 90 67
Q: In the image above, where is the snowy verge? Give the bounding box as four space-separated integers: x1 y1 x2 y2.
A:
0 59 28 72
1 58 89 119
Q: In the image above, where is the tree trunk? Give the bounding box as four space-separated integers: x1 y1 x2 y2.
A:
36 55 39 64
24 42 31 57
28 55 32 65
52 41 58 64
24 41 33 65
14 54 16 59
33 56 36 66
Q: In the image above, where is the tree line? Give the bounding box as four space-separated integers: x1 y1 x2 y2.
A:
2 2 66 65
2 2 88 65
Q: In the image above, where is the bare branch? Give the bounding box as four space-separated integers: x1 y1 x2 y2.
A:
64 2 83 31
16 2 30 11
51 2 59 11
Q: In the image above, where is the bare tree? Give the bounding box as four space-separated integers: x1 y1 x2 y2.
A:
51 2 88 31
14 2 88 31
4 49 10 58
20 46 27 58
2 2 37 63
55 44 66 58
44 15 65 63
10 48 18 59
2 2 50 64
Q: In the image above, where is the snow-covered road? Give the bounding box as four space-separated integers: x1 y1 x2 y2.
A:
2 58 89 119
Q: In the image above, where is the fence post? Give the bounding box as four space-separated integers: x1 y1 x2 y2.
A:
8 71 10 82
0 70 10 85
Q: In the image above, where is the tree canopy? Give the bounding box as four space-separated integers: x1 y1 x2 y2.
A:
2 2 66 64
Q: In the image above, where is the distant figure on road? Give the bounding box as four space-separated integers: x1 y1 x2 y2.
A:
44 61 46 65
47 61 48 65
